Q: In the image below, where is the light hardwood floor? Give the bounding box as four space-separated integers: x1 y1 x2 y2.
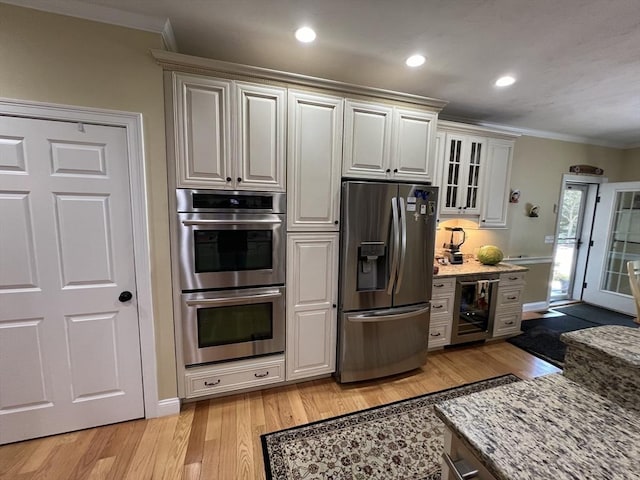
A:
0 342 560 480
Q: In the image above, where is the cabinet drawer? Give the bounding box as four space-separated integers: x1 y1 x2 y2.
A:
499 271 526 287
431 295 453 317
185 356 284 398
442 428 498 480
496 287 523 307
493 308 522 337
428 322 451 349
432 277 456 295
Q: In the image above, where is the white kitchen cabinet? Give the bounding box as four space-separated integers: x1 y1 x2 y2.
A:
343 99 437 183
172 73 286 191
287 90 343 231
286 233 339 380
439 132 486 216
436 121 519 226
492 271 526 338
479 139 515 228
429 277 456 348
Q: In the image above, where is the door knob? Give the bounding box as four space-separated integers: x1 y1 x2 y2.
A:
119 291 133 302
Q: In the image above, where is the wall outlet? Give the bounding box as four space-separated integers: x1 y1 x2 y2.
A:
544 235 555 244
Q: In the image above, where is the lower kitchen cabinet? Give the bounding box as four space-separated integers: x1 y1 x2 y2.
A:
441 427 498 480
286 233 339 380
492 271 526 338
184 354 285 399
429 277 456 348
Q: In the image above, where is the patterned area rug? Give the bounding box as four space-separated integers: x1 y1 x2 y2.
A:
261 374 520 480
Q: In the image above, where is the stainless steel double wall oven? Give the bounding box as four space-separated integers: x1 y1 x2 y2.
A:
177 189 286 366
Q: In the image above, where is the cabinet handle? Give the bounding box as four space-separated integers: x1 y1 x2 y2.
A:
204 379 221 387
334 220 339 225
237 177 242 182
507 296 518 300
508 276 519 281
254 371 269 378
482 219 486 222
434 283 445 287
458 207 462 210
505 321 515 325
226 177 232 182
430 332 442 337
386 168 391 173
393 168 398 173
332 304 337 309
432 304 443 309
443 452 479 480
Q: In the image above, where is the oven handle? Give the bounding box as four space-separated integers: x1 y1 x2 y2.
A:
185 291 282 307
181 219 283 226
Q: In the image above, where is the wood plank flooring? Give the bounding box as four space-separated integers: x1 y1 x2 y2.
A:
0 342 560 480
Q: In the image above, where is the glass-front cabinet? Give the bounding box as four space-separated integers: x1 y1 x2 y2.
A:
440 133 486 216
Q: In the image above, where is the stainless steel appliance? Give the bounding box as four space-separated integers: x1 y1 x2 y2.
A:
443 226 465 264
181 286 285 366
176 189 286 291
337 180 438 383
450 274 499 344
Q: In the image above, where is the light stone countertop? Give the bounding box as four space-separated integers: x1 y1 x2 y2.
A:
561 325 640 367
434 374 640 480
435 259 528 277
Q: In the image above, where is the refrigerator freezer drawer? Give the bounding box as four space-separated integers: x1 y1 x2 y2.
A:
337 303 430 383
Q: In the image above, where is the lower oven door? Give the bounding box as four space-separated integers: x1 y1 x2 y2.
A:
181 286 285 366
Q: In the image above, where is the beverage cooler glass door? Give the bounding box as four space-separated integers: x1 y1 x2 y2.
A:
452 278 499 343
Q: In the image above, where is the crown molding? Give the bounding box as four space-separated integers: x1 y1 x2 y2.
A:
437 119 521 140
440 114 628 149
3 0 175 49
150 50 448 111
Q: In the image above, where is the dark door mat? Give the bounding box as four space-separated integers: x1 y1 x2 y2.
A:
507 315 599 367
552 303 638 328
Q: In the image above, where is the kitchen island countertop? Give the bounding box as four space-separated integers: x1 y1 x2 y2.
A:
434 373 640 480
435 260 528 277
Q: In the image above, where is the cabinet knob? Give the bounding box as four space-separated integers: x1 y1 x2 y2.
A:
393 168 398 173
226 177 232 182
237 177 242 182
482 219 486 222
386 168 391 173
332 304 337 309
334 220 339 225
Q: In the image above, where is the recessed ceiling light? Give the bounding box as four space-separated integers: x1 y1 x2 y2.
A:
495 75 516 87
406 54 426 67
295 26 316 43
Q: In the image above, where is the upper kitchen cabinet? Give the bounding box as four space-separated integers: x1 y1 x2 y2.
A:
436 121 519 228
343 99 438 183
172 72 286 191
287 90 343 231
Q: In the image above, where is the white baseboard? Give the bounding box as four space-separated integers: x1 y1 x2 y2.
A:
523 301 549 312
153 397 181 417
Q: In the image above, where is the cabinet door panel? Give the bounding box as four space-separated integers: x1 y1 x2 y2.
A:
236 83 286 191
480 140 514 228
463 136 486 215
392 108 436 182
287 91 343 231
286 233 338 380
440 133 466 214
343 100 392 178
174 74 232 188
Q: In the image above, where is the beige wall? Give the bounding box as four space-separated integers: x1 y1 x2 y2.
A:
0 4 177 399
437 135 628 305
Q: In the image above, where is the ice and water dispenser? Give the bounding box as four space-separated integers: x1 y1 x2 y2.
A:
357 241 387 291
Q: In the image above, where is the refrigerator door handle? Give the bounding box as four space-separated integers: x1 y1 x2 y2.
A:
346 304 431 323
395 196 408 293
387 196 400 295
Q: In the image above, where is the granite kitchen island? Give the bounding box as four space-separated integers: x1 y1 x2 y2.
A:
434 325 640 480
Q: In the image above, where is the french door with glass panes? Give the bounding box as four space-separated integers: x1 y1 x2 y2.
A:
583 182 640 314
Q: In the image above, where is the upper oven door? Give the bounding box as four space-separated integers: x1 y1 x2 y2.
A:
178 212 286 290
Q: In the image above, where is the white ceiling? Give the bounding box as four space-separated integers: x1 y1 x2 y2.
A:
8 0 640 147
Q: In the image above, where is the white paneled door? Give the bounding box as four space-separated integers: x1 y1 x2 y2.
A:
0 116 144 444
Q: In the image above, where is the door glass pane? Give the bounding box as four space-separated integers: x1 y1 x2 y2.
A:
197 302 273 348
445 140 462 207
457 281 494 335
194 230 272 273
551 185 586 299
601 190 640 295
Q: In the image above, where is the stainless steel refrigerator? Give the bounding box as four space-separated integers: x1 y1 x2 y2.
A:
336 180 438 383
